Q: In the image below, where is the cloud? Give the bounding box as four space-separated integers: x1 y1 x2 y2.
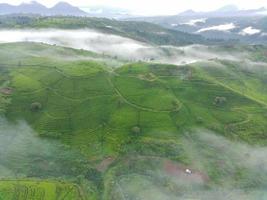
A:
111 130 267 200
0 117 87 179
239 27 261 36
0 29 252 65
0 29 151 60
180 18 206 26
196 23 236 33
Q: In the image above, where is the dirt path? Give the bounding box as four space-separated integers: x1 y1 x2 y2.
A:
227 108 252 128
107 77 181 113
16 67 116 102
96 157 115 172
211 78 267 108
6 62 183 112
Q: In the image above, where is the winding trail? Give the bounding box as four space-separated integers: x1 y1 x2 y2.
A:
107 77 181 113
211 78 267 108
5 62 184 113
229 108 252 127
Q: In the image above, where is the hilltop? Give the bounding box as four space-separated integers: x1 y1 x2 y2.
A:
0 1 87 16
0 42 267 199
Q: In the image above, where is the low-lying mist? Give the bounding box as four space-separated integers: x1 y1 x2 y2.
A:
1 118 267 199
0 29 249 65
0 117 88 179
179 130 267 199
0 29 149 60
112 130 267 200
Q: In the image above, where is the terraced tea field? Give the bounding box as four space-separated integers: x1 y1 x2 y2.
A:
0 180 83 200
1 42 267 199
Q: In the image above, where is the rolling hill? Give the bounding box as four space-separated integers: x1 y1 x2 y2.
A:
0 42 267 199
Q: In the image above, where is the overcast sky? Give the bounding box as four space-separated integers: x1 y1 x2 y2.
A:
1 0 267 15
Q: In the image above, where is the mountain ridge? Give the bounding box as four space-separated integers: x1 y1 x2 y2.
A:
177 5 267 17
0 1 87 16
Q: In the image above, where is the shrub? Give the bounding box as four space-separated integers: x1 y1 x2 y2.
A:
117 98 124 108
30 102 42 112
131 126 141 134
172 100 179 107
196 117 204 124
214 96 227 106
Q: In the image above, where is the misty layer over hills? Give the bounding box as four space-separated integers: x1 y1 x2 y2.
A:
129 5 267 45
113 130 267 200
0 117 88 179
0 29 250 65
1 117 267 199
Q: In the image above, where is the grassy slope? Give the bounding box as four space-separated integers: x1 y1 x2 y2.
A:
1 42 267 199
0 180 83 200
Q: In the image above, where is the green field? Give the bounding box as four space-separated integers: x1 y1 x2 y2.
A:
0 180 83 200
1 42 267 199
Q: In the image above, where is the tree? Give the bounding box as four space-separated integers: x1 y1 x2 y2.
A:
117 98 124 108
30 102 42 112
131 126 141 134
214 97 227 106
172 100 179 107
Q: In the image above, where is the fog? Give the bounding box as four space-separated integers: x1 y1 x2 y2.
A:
196 23 236 33
113 130 267 200
1 27 267 198
178 130 267 199
192 130 267 173
239 27 262 36
0 29 248 65
1 117 267 199
0 117 88 179
0 29 152 60
180 18 207 26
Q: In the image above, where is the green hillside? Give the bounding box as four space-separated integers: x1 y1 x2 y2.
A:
1 42 267 199
0 15 204 46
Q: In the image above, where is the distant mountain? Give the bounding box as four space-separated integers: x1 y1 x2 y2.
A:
215 5 239 13
178 9 197 16
81 6 134 19
17 1 47 13
50 2 87 16
0 1 87 16
178 5 267 17
0 4 15 15
127 5 267 45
